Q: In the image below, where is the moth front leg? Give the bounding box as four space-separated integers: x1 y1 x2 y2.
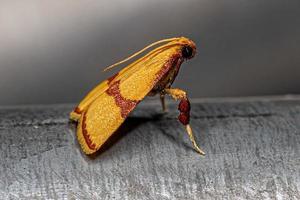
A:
164 88 205 155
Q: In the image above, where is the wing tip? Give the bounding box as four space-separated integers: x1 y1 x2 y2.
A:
70 107 82 122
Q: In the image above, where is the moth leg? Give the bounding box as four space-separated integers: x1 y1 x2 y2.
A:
165 88 205 155
186 124 205 155
164 88 187 100
160 93 167 112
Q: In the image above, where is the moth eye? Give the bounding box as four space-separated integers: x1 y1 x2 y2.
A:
181 46 193 59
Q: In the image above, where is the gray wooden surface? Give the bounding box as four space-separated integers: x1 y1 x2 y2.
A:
0 96 300 200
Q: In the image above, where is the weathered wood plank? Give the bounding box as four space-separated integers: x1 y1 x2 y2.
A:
0 96 300 199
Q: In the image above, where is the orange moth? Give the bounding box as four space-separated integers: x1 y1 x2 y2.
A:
70 37 205 155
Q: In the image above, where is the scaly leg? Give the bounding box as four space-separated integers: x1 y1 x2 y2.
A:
164 88 205 155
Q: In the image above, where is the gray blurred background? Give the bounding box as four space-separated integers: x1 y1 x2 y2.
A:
0 0 299 105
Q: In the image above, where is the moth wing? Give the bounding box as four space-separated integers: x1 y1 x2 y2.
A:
77 47 182 154
71 43 183 120
77 92 126 154
70 80 109 121
70 60 143 121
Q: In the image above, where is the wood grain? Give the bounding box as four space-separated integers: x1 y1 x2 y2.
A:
0 96 299 199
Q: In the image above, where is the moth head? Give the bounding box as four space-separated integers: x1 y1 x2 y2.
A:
177 37 197 60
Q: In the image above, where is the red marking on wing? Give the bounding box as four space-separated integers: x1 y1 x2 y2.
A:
107 72 119 84
82 112 96 150
154 53 183 84
74 107 82 114
106 80 139 118
178 98 191 125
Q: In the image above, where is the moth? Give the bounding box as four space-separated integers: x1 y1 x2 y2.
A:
70 37 205 155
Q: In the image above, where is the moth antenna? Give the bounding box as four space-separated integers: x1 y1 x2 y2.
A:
103 37 180 71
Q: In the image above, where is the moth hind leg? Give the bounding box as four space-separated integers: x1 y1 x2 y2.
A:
165 88 205 155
